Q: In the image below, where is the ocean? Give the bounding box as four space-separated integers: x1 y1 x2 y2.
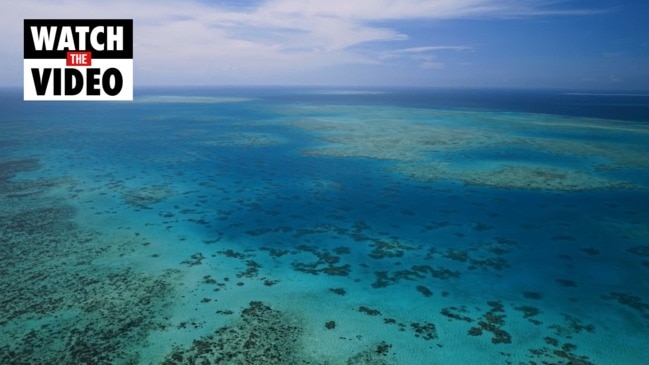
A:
1 87 648 364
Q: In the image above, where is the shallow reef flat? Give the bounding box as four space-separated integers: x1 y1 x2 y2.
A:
287 105 648 191
390 163 636 191
0 157 182 364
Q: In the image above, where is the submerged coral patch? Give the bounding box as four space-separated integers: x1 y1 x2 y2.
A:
162 301 306 365
291 245 350 276
0 158 40 179
601 292 649 314
469 301 512 344
0 198 177 364
627 246 649 257
369 240 415 259
122 185 174 209
289 107 647 191
345 341 394 365
198 133 284 147
392 163 636 191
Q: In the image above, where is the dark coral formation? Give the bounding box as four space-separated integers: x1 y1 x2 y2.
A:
523 291 543 300
514 305 541 318
468 301 512 344
426 237 517 272
359 306 382 316
514 306 541 324
439 300 597 362
181 252 205 266
218 249 253 259
291 245 350 276
416 285 433 297
528 339 594 365
1 197 175 363
356 305 438 342
555 279 578 288
549 314 595 336
440 306 473 323
237 260 261 278
601 292 649 314
627 246 649 257
369 240 415 259
329 288 347 296
260 247 291 258
122 184 174 209
163 301 307 365
163 301 398 365
410 322 438 340
0 156 179 364
0 158 40 178
345 341 393 365
372 265 460 288
580 247 600 256
1 267 175 364
5 205 76 235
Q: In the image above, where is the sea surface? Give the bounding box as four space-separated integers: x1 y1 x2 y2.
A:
1 87 648 364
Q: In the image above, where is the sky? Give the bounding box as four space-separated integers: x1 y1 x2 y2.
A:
3 0 649 89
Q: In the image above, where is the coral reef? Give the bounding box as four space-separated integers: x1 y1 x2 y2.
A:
528 340 595 365
468 301 512 344
416 285 433 297
290 107 647 191
410 322 438 340
440 306 473 323
359 306 382 316
0 158 40 178
627 246 649 257
181 252 205 267
523 291 543 300
345 342 393 365
549 314 595 337
0 204 177 364
0 156 178 364
198 132 284 147
369 240 415 259
122 184 174 209
601 292 649 314
162 301 306 365
291 245 351 277
371 265 460 288
163 302 397 364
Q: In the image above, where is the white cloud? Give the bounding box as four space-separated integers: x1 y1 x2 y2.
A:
3 0 597 85
420 60 445 69
389 46 475 54
379 45 473 69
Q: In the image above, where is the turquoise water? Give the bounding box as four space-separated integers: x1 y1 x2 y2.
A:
1 87 648 364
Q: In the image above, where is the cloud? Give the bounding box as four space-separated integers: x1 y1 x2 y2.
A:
3 0 599 85
388 46 475 54
254 0 602 21
379 45 474 69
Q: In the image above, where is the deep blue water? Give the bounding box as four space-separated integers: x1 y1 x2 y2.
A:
132 86 649 121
